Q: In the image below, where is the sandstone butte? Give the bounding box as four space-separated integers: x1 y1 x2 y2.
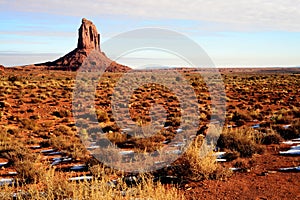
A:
32 18 131 72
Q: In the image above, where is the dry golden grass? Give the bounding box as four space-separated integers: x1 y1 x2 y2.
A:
1 70 300 199
1 167 185 200
175 135 232 181
217 128 265 157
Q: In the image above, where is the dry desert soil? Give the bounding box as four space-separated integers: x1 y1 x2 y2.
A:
0 67 299 199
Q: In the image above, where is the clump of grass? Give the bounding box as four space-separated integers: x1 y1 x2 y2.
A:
0 128 18 154
14 156 47 184
271 113 292 124
0 129 47 184
231 111 252 122
232 158 251 172
132 137 163 152
95 109 109 122
49 134 88 161
261 129 282 145
217 128 264 157
52 110 71 118
275 119 300 140
175 136 231 181
106 131 128 145
52 125 74 136
19 118 39 131
1 166 185 200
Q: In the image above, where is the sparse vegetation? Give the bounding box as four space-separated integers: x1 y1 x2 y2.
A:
0 69 299 199
176 136 232 181
217 128 264 157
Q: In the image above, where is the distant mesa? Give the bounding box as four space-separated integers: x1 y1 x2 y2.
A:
0 65 5 71
34 18 130 72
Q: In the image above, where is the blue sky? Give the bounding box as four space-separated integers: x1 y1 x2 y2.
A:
0 0 300 67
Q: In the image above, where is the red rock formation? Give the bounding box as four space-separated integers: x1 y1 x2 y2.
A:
0 65 5 71
35 18 130 72
77 18 100 51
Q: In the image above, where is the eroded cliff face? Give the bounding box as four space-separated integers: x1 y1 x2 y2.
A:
77 18 100 51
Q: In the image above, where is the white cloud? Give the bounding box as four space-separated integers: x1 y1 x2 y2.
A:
2 0 300 31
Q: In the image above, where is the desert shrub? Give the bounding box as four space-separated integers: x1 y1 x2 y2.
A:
149 134 166 143
3 144 35 164
223 150 240 161
101 124 120 133
19 118 38 131
261 131 282 145
11 171 185 200
0 128 15 151
49 135 88 161
95 109 109 122
232 111 252 122
233 158 250 172
106 131 128 145
292 106 300 118
29 114 40 120
249 110 263 120
6 128 20 136
235 119 246 127
271 113 292 124
53 125 74 136
132 138 163 152
8 75 21 83
52 110 71 118
0 131 45 184
217 128 264 157
175 136 231 181
273 120 300 140
14 156 46 184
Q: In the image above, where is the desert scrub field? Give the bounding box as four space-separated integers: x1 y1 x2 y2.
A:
0 69 299 198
